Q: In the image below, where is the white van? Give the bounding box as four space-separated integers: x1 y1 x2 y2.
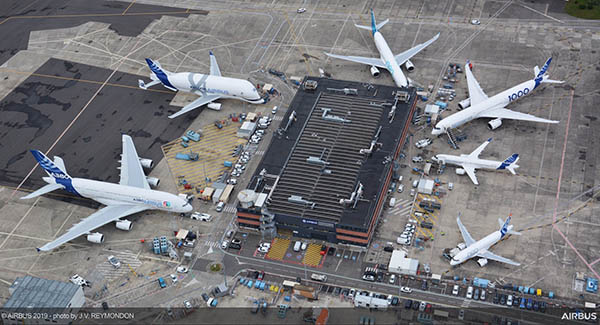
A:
466 286 474 299
389 197 396 207
293 241 302 252
311 273 327 282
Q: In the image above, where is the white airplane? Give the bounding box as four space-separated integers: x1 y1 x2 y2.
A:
324 9 439 88
432 57 562 136
22 135 192 251
138 51 267 119
432 138 519 185
451 213 521 266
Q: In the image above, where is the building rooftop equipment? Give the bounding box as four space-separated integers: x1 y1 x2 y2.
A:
417 179 434 194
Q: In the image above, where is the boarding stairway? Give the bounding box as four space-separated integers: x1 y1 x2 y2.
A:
446 129 459 149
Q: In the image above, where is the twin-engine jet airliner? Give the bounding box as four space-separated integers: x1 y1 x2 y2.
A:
325 9 439 88
432 57 562 136
139 51 266 118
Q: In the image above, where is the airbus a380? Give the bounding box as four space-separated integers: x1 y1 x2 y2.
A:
451 214 521 267
325 9 439 88
432 138 519 185
432 57 563 136
22 135 192 251
139 51 267 118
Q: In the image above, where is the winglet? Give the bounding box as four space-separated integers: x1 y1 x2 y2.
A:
209 50 214 56
487 137 492 142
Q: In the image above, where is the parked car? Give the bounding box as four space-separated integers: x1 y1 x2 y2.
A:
221 240 229 249
400 287 412 293
176 266 189 273
404 299 412 309
415 138 432 149
297 7 306 13
389 274 396 284
419 301 426 312
526 298 533 310
452 285 459 296
397 184 404 193
191 212 212 221
170 274 178 283
216 202 225 212
184 300 193 309
458 309 464 320
473 288 480 300
362 274 375 282
158 277 167 288
301 242 308 250
328 247 336 256
412 156 424 163
470 19 481 25
506 294 513 306
480 289 486 301
107 255 120 268
466 286 473 299
421 280 428 291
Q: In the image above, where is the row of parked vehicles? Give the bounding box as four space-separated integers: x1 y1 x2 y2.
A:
458 285 547 312
396 223 415 246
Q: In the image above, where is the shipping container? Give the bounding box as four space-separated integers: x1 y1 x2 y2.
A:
219 184 235 203
201 187 215 201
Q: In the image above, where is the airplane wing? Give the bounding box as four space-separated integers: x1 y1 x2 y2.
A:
462 164 479 185
120 135 150 189
38 205 148 251
465 61 488 105
468 138 491 159
168 94 222 119
477 250 520 266
456 215 476 246
394 33 440 65
324 52 386 69
209 51 221 77
478 107 559 124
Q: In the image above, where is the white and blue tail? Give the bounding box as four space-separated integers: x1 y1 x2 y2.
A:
533 57 563 87
498 214 521 238
497 153 519 175
138 58 177 91
355 9 389 36
21 150 79 199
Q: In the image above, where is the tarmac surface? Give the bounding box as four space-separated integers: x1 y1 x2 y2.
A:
0 1 598 323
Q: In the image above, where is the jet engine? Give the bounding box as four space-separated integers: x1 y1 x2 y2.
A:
87 232 104 243
488 118 502 130
477 258 488 267
455 168 465 175
116 220 132 231
139 158 153 169
370 66 380 77
458 98 471 110
207 103 222 110
404 59 415 72
146 177 160 188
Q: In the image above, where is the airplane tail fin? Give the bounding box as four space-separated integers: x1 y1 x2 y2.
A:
497 154 519 174
30 150 71 180
144 58 177 91
534 57 564 85
354 9 388 35
498 215 521 236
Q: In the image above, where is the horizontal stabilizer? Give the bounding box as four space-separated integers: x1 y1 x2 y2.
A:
21 183 63 200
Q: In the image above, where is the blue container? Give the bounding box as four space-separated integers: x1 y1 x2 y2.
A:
247 280 253 288
224 161 233 167
434 101 448 109
518 286 524 292
529 288 535 295
420 96 428 101
260 282 266 290
255 281 261 289
284 296 291 302
549 291 554 298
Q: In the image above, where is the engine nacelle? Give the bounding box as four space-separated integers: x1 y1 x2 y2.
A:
404 59 415 72
455 168 465 175
488 118 502 130
207 103 222 110
477 258 488 267
458 98 471 110
116 220 132 231
146 177 160 188
139 158 153 169
370 66 380 77
87 232 104 244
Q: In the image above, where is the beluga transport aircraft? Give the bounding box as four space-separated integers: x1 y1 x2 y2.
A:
139 51 267 119
451 213 521 267
432 57 563 136
432 138 519 185
22 135 192 251
325 9 439 88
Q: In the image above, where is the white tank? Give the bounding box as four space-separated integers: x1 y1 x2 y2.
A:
237 189 258 208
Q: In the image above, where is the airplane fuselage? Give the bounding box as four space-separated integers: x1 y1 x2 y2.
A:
451 231 501 266
436 154 503 171
167 72 265 104
47 177 191 213
373 32 408 88
433 79 538 134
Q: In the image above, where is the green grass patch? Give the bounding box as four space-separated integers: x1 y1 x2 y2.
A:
565 0 600 19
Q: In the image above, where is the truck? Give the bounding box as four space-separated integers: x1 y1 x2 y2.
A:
186 130 201 141
219 184 234 203
175 152 199 161
201 187 215 201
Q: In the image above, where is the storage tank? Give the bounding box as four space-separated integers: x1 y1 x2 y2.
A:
238 189 258 208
